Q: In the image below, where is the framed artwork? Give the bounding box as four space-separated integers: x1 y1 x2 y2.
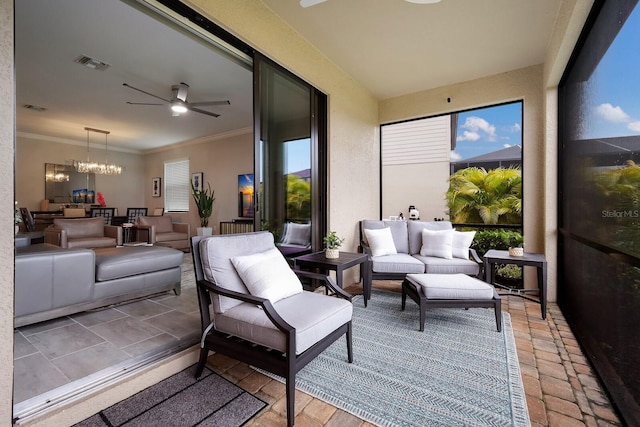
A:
152 177 161 197
191 172 204 192
238 173 254 218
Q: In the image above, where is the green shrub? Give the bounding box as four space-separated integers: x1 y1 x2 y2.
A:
471 229 523 258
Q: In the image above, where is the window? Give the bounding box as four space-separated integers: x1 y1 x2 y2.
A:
164 159 189 212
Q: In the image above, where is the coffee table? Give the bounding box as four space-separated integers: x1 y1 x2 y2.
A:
293 251 371 307
483 249 547 319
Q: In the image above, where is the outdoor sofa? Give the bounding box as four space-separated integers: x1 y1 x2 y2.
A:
359 219 482 281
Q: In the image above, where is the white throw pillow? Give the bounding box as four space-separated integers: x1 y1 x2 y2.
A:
283 223 311 246
364 227 398 257
420 229 454 259
451 230 476 260
231 247 303 303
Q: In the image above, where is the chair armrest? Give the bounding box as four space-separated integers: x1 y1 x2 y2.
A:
137 224 155 243
173 222 190 234
44 226 65 247
197 279 294 334
469 248 481 264
104 225 123 246
293 269 353 301
360 241 372 256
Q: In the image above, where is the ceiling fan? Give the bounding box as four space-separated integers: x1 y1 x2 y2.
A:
300 0 440 6
123 82 230 117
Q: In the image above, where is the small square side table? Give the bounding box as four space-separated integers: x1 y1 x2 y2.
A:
483 249 547 319
293 251 371 307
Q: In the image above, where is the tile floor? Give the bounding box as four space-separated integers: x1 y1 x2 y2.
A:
207 280 624 427
12 254 200 408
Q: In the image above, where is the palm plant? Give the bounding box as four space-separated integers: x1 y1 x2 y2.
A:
446 166 522 224
191 181 215 227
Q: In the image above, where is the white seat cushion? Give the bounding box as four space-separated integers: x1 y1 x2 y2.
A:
371 253 425 274
214 291 352 354
406 273 494 300
412 254 480 276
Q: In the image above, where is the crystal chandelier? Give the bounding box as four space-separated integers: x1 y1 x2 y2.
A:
45 172 70 182
75 127 122 175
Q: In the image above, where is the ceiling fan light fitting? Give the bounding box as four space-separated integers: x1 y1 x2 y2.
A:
171 103 188 113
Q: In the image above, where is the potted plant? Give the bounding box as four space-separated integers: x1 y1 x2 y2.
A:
191 181 215 236
496 264 523 288
323 231 344 259
508 235 525 257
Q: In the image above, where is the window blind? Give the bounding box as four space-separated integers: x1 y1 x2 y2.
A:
164 159 189 212
381 115 451 165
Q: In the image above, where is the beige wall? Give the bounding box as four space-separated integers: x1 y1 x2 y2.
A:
143 129 253 232
16 135 145 214
0 0 14 423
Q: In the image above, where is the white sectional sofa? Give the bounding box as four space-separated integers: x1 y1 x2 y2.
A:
359 219 482 281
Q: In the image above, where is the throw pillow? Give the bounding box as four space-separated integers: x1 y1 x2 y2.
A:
231 247 303 303
364 227 398 257
451 230 476 259
283 223 311 246
419 229 454 259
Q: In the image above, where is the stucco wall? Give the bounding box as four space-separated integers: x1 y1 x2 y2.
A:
0 0 13 423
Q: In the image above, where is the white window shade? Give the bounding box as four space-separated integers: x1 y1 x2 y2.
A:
382 115 451 165
164 159 189 212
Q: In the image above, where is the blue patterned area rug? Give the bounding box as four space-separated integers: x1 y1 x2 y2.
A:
261 289 529 427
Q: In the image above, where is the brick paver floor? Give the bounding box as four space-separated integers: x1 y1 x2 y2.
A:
206 280 622 427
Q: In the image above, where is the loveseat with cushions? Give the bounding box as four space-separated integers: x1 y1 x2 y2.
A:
359 220 482 281
14 243 183 327
276 222 312 257
136 215 190 251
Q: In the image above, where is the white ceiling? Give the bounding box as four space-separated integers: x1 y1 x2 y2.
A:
261 0 562 99
15 0 563 151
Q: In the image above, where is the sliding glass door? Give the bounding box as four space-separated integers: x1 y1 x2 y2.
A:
254 53 326 251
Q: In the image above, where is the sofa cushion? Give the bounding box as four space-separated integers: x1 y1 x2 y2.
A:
412 254 480 276
54 217 104 238
407 273 493 299
362 220 409 253
67 237 117 249
364 227 397 257
371 253 425 274
420 229 454 259
231 247 303 303
199 232 275 313
94 246 184 281
214 291 352 354
408 220 453 255
137 215 174 233
452 230 476 260
155 231 188 243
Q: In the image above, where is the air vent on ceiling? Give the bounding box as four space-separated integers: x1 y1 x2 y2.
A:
74 54 111 71
23 104 47 112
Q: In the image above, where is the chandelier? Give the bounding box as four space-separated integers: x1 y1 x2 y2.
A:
75 127 122 175
45 172 70 182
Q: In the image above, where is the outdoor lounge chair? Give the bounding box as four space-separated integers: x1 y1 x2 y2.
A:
191 231 353 426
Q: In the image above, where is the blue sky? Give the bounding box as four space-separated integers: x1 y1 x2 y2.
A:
582 5 640 140
452 102 522 160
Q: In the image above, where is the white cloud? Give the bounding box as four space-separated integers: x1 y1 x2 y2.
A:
595 103 630 123
460 116 496 141
456 131 480 142
450 150 462 160
503 143 512 148
628 121 640 132
510 123 521 132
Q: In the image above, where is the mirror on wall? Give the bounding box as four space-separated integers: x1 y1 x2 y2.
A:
44 163 95 204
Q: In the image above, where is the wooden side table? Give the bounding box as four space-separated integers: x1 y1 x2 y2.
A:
293 251 371 307
483 249 547 319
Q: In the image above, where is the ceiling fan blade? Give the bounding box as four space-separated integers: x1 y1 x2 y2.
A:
126 102 164 106
123 83 170 103
300 0 327 7
188 100 230 107
188 106 220 117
